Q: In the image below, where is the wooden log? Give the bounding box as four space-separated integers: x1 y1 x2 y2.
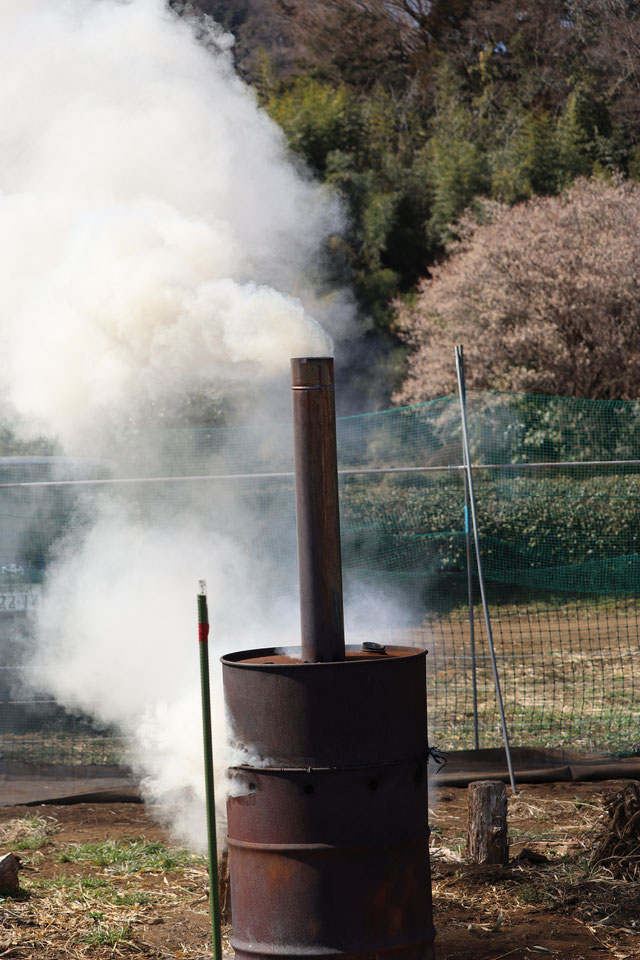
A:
0 852 22 893
467 780 508 865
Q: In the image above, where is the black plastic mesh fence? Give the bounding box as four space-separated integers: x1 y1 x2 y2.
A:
2 391 640 765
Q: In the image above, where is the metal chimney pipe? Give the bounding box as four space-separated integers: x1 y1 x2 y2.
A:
223 360 435 960
291 357 345 663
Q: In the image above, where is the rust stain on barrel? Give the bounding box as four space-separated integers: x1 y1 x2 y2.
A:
222 357 435 960
223 646 436 960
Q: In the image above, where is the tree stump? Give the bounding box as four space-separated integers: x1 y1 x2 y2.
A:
0 852 22 893
467 780 508 865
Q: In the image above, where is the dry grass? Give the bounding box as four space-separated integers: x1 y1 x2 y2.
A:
416 598 640 751
0 876 230 959
353 598 640 752
429 782 640 957
0 818 230 959
0 732 125 765
0 815 58 850
589 782 640 880
4 789 640 959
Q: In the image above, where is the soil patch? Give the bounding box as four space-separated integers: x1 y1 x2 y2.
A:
431 779 640 959
1 781 639 958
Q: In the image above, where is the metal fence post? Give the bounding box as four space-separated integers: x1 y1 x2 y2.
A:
464 470 480 752
455 345 517 794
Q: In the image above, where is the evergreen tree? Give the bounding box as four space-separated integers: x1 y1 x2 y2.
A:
265 76 432 327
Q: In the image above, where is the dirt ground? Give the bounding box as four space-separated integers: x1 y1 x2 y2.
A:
1 780 640 959
430 779 640 960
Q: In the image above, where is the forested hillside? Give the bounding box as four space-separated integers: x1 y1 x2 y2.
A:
180 0 640 403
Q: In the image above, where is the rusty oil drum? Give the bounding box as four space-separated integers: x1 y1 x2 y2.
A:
222 643 435 960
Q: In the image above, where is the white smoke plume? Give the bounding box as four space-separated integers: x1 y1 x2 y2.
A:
30 500 299 849
0 0 343 451
1 0 355 851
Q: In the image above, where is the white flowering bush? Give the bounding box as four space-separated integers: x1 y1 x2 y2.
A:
395 177 640 403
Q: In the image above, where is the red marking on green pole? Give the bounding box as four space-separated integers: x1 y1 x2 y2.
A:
198 580 223 960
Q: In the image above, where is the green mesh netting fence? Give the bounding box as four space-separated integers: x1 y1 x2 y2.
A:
2 390 640 766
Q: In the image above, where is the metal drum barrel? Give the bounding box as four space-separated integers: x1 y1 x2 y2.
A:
222 357 435 960
222 644 436 960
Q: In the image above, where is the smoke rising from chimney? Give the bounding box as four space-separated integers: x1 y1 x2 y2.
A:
0 0 344 450
3 0 355 849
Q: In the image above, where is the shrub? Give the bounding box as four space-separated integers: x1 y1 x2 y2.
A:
394 177 640 404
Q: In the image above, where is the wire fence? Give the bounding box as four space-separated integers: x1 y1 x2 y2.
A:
2 391 640 766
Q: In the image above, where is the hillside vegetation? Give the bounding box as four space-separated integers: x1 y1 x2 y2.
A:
182 0 640 403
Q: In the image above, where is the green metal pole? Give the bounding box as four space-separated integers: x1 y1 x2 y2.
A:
197 579 223 960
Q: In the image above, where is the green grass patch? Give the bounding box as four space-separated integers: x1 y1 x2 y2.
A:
78 923 133 947
30 873 161 909
30 875 118 901
112 890 153 906
56 838 203 874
